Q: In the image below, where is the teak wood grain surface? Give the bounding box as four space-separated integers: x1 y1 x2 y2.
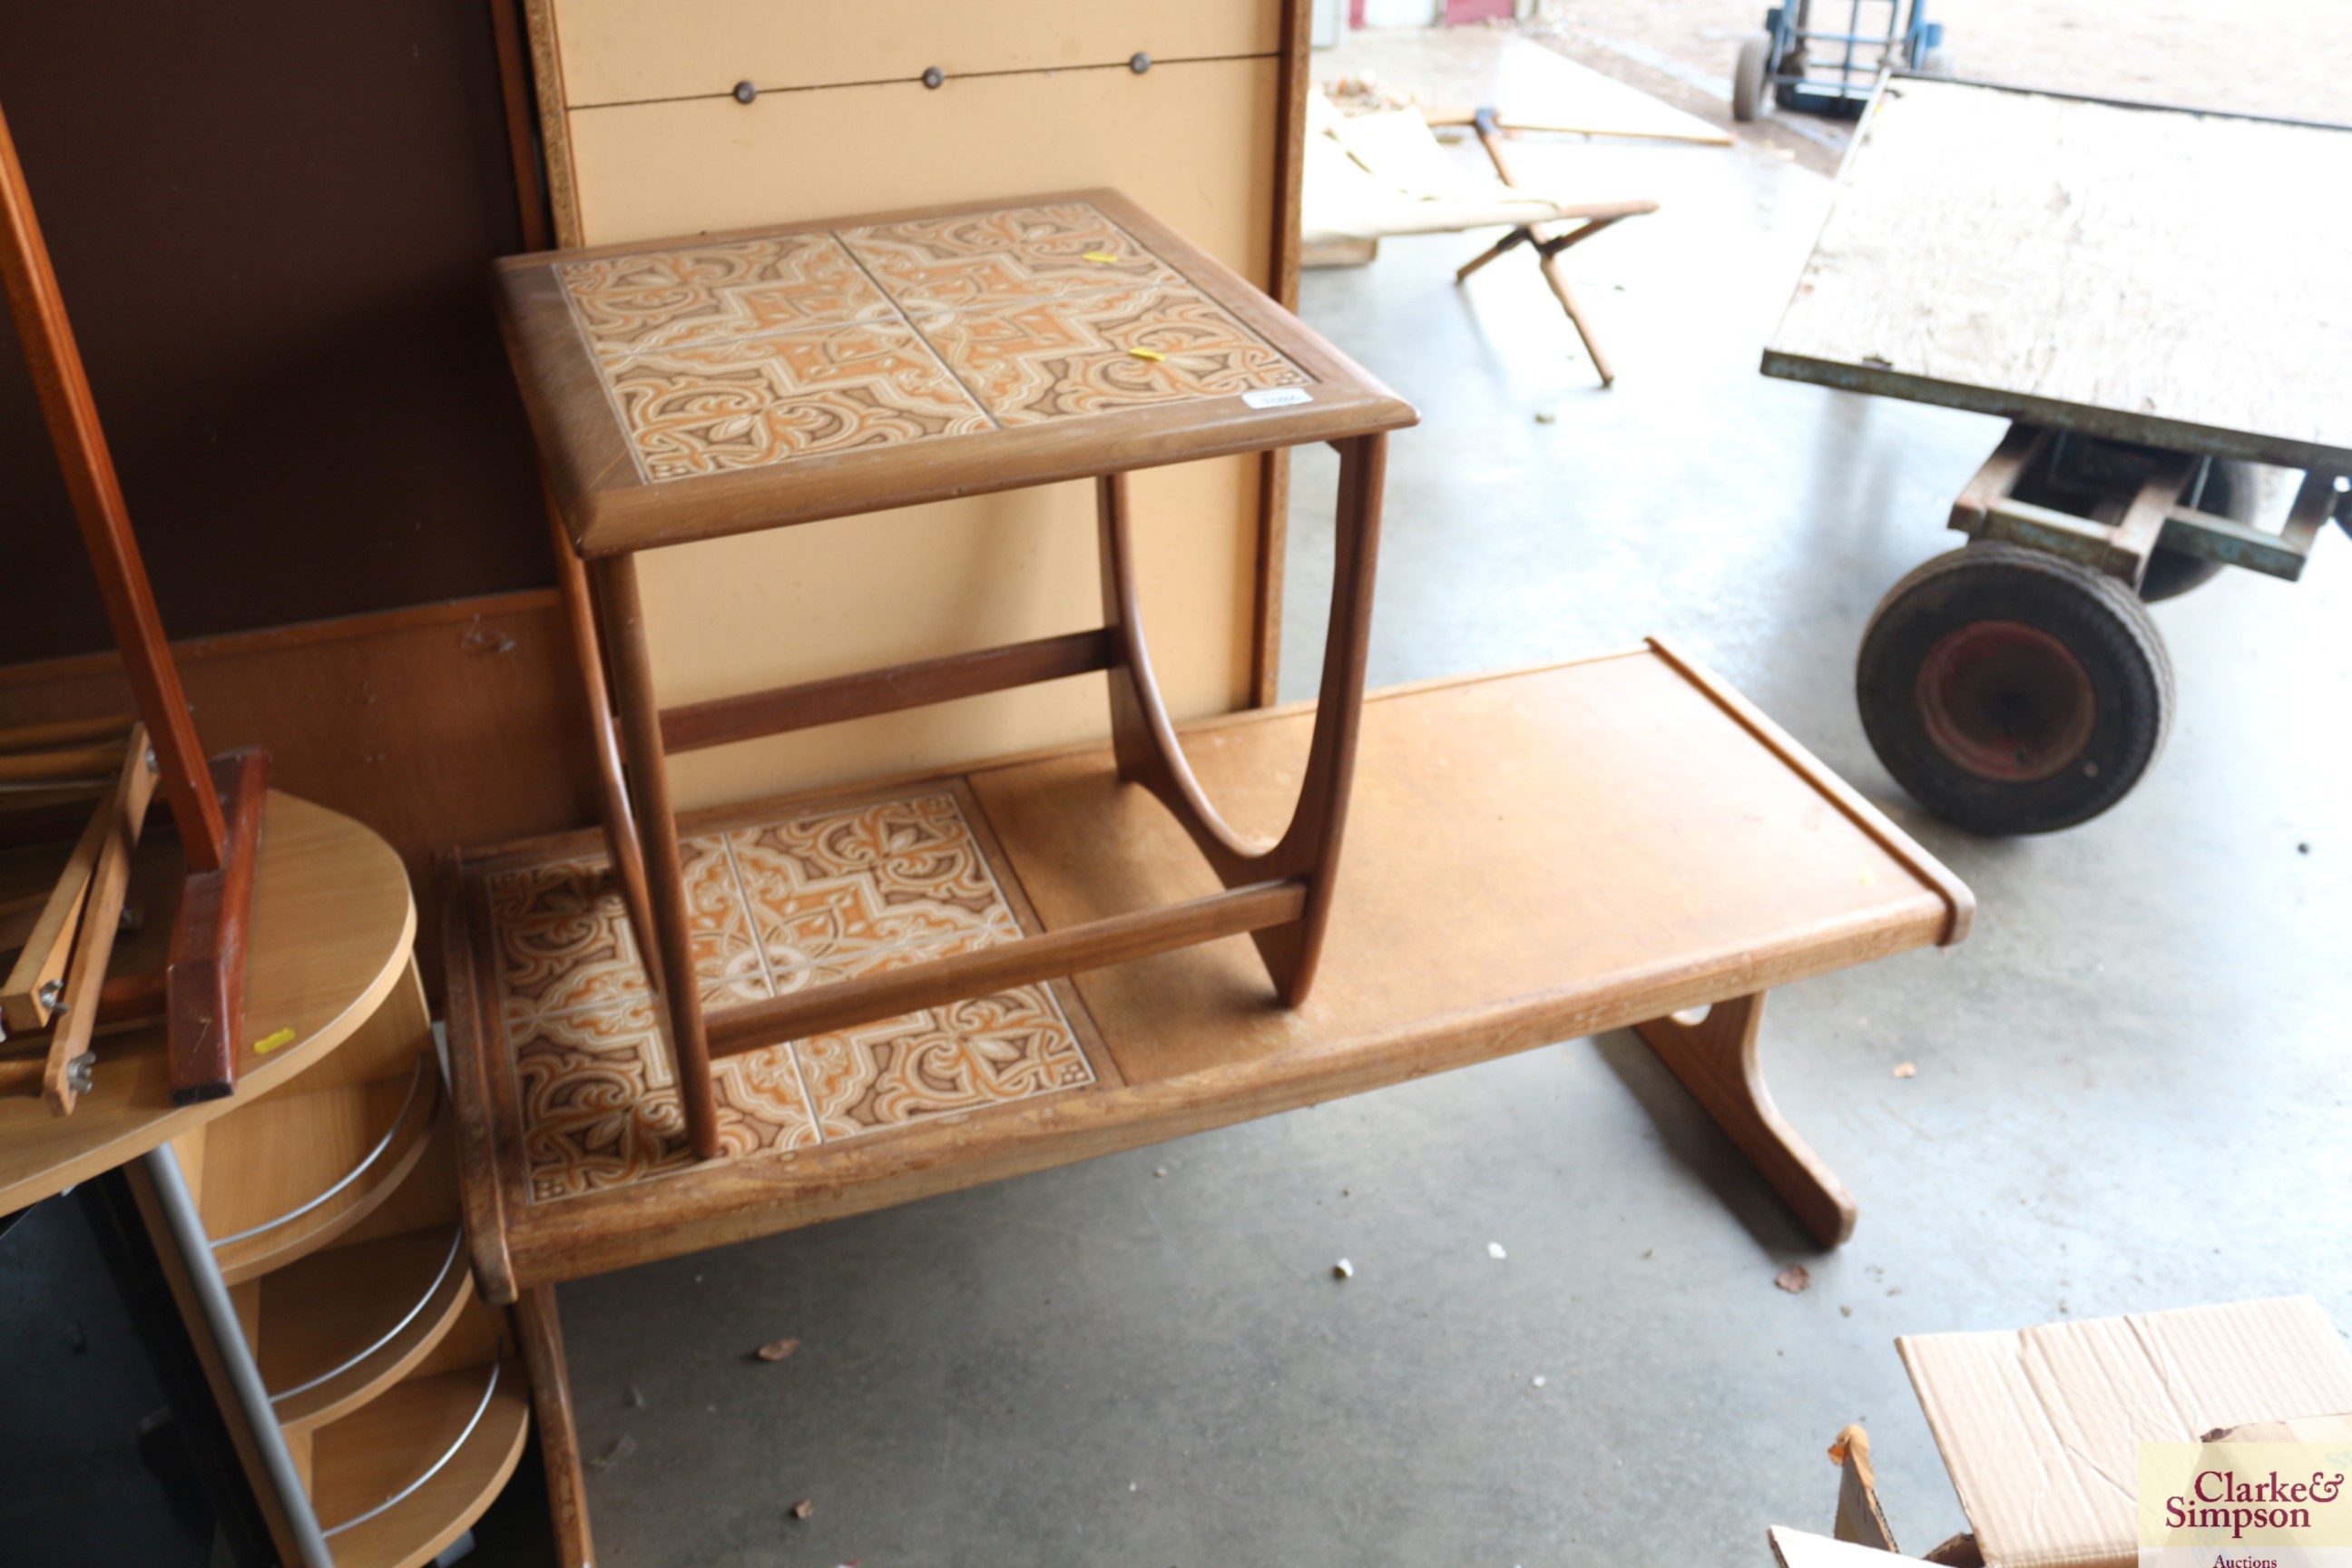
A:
1764 77 2352 468
444 646 1971 1297
495 188 1415 556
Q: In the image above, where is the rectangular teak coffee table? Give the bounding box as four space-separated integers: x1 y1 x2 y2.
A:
495 190 1418 1161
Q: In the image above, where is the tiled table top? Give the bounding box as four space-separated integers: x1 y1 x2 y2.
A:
478 785 1105 1203
495 189 1416 554
557 201 1307 479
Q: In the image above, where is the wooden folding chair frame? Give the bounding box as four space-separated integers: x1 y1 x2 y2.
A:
1444 108 1659 387
0 101 270 1108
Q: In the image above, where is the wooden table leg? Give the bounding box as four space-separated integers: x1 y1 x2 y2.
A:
515 1284 596 1568
1633 993 1857 1246
588 554 721 1161
1268 431 1385 1001
1093 433 1385 1005
545 493 662 998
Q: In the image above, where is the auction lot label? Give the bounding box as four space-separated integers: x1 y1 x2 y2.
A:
2141 1443 2352 1568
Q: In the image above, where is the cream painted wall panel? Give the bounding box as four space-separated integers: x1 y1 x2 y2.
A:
566 58 1281 807
554 0 1276 106
651 462 1259 811
565 61 1278 273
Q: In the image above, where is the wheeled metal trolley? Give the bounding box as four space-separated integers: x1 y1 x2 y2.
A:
1764 76 2352 834
1733 0 1944 122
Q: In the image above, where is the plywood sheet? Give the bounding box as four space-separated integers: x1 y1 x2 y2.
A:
1766 79 2352 467
564 58 1285 805
552 0 1276 108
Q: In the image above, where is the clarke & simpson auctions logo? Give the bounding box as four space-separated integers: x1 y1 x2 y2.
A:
2161 1468 2346 1538
2140 1444 2352 1568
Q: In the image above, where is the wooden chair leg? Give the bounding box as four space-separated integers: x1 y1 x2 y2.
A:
588 555 722 1161
1455 228 1526 283
1537 252 1616 387
515 1285 596 1568
1633 993 1857 1245
1461 116 1628 387
1261 432 1384 1003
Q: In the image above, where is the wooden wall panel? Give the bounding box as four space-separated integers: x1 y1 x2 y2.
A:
0 2 551 667
0 594 598 995
557 54 1284 807
564 61 1277 284
553 0 1277 105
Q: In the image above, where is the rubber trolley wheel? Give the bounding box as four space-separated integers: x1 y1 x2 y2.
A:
1857 542 2174 835
1733 34 1769 122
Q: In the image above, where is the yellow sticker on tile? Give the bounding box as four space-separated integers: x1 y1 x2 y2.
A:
252 1027 298 1054
1128 347 1165 362
1084 250 1121 262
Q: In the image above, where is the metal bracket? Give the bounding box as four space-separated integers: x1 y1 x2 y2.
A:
1950 422 2337 587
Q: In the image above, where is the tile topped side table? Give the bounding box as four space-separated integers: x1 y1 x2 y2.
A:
494 189 1417 1161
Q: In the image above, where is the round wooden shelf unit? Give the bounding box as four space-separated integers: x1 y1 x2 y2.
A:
206 1055 445 1286
5 792 534 1568
309 1352 532 1568
259 1221 475 1435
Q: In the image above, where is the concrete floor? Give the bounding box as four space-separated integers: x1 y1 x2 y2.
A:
540 75 2352 1568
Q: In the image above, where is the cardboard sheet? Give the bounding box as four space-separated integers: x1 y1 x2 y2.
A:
1770 1526 1924 1567
1898 1297 2352 1568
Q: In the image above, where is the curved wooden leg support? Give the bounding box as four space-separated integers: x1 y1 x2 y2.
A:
1632 993 1857 1246
1094 435 1385 1005
514 1285 597 1568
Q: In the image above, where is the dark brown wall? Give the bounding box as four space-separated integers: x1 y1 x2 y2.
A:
1 1 551 665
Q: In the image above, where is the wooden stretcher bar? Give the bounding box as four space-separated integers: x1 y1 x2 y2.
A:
442 643 1972 1303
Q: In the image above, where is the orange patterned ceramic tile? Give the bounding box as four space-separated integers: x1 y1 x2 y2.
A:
558 233 893 356
552 201 1318 485
725 795 1021 985
840 201 1181 313
916 285 1311 426
798 988 1094 1141
600 323 991 481
681 835 769 1009
489 837 766 1036
508 1002 821 1200
487 861 642 1020
486 789 1096 1202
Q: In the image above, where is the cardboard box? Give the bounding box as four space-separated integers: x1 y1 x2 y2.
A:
1776 1297 2352 1568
